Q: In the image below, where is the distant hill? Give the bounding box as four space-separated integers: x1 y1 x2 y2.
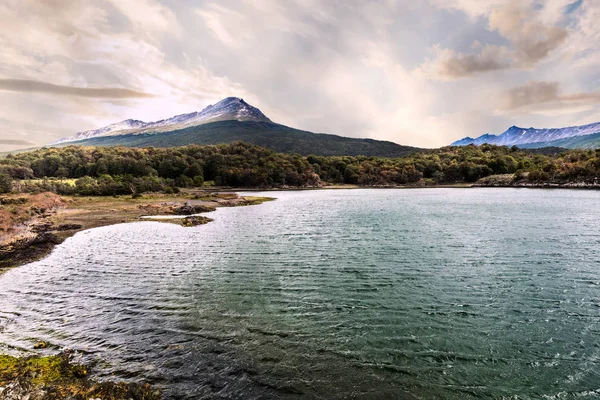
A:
50 97 420 157
452 122 600 149
54 120 420 157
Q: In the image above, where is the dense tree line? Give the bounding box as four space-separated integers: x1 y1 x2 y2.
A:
0 142 599 195
0 142 319 195
307 144 600 185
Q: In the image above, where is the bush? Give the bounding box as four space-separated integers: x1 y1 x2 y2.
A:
0 173 13 193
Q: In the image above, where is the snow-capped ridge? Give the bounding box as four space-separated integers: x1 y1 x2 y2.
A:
451 121 600 147
51 97 271 145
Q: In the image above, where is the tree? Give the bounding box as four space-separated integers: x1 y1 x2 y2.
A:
343 166 359 184
0 173 12 193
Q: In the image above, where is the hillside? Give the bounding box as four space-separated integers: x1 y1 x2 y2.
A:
54 120 421 157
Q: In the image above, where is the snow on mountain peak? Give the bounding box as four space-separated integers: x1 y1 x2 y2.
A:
51 97 271 145
451 121 600 147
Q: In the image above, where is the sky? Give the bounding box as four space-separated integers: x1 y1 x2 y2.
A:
0 0 598 152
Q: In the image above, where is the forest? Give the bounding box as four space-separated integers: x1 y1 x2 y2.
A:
0 142 599 195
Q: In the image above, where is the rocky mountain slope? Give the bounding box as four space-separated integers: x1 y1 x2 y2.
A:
51 97 270 145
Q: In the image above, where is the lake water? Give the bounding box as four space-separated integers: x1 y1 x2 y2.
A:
1 188 600 399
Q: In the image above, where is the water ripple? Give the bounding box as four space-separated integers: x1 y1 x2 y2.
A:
1 188 600 399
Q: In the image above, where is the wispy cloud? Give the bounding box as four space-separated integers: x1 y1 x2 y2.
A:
499 80 600 115
0 139 35 146
0 79 155 98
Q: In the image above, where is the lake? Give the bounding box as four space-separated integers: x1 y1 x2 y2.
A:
1 188 600 399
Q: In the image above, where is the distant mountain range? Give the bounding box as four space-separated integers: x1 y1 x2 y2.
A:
50 97 419 157
452 122 600 149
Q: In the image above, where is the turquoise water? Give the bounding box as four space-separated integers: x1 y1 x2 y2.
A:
1 188 600 399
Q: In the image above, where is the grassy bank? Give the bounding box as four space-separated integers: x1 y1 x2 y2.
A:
0 352 159 399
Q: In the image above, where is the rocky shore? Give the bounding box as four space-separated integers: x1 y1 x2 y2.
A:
472 174 600 189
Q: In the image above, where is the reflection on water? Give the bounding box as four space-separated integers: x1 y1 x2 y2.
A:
1 188 600 399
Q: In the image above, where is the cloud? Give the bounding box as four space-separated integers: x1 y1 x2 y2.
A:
0 79 155 99
499 80 600 115
430 0 498 18
489 3 567 66
104 0 181 36
0 139 34 146
500 81 560 109
0 0 599 152
195 5 247 48
420 2 568 79
420 44 512 79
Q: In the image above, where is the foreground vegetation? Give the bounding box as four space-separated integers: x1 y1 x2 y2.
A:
0 352 159 399
0 142 598 196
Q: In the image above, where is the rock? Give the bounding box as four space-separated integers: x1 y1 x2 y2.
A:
31 232 62 246
30 223 53 233
172 205 216 215
54 224 83 231
180 216 213 226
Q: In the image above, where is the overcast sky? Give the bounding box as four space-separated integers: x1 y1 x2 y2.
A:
0 0 598 151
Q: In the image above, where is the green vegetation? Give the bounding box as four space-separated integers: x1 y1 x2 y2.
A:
0 352 159 399
1 142 320 195
1 142 599 196
54 120 421 157
0 172 12 194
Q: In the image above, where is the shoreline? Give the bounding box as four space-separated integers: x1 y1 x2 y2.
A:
210 183 473 191
209 181 600 192
2 180 598 273
0 191 274 399
0 191 274 274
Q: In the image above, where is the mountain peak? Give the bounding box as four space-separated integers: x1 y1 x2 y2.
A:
51 97 270 145
219 96 243 103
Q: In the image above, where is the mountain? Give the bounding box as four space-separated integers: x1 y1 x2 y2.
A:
51 97 270 145
50 97 420 157
451 122 600 149
53 120 420 158
518 132 600 150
